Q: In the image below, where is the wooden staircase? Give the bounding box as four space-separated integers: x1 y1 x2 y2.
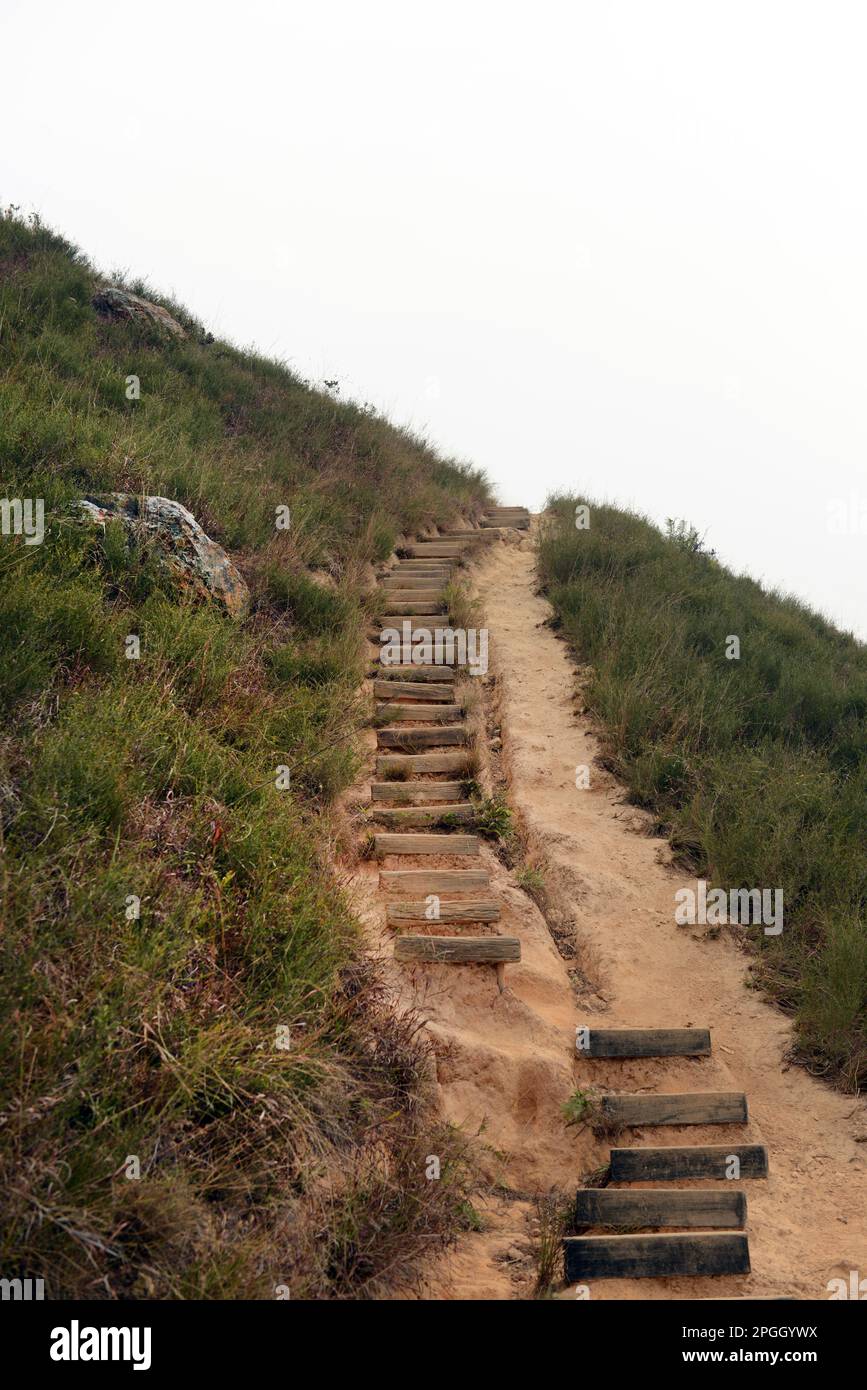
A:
370 516 527 983
367 510 770 1291
565 1026 769 1285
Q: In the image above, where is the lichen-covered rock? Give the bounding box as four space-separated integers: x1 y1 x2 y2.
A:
78 494 250 619
92 287 187 338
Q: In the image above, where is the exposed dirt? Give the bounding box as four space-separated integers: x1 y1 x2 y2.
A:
347 523 867 1301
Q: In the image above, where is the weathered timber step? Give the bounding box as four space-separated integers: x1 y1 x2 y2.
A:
379 586 445 597
381 573 448 583
380 869 490 893
379 603 447 617
379 591 446 602
574 1188 746 1230
386 570 452 579
378 615 449 627
394 935 520 963
377 726 467 748
387 898 500 925
370 780 466 802
581 1027 711 1057
372 649 464 668
377 752 470 774
372 680 455 701
374 832 480 856
389 564 453 573
372 803 474 827
563 1232 750 1282
601 1092 748 1128
442 530 496 540
371 666 456 682
610 1145 769 1182
375 702 462 722
404 545 465 557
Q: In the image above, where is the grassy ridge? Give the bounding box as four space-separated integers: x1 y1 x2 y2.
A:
538 497 867 1090
0 210 486 1297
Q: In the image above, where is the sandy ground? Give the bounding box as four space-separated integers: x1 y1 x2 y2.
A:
349 522 867 1300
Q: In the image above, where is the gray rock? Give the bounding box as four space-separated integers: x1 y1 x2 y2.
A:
78 494 249 619
92 287 186 338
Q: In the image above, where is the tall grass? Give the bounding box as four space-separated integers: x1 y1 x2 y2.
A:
538 496 867 1090
0 209 486 1297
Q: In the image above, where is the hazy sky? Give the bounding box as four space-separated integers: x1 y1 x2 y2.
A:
3 1 865 636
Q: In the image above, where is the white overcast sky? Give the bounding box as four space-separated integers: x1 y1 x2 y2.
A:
2 1 866 636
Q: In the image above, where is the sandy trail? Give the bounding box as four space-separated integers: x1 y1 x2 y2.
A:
464 525 867 1300
349 523 867 1300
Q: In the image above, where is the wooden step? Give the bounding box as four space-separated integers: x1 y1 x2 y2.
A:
387 571 451 580
394 935 520 963
378 615 449 628
380 589 446 599
601 1092 748 1128
380 869 490 893
377 752 470 774
376 702 462 722
481 518 528 529
610 1145 769 1182
563 1232 750 1282
379 602 447 616
370 780 466 802
379 585 445 596
373 649 463 668
404 545 465 557
387 898 500 925
387 560 452 569
574 1188 746 1230
377 726 467 748
375 832 480 856
372 680 455 702
580 1028 711 1058
372 803 474 827
372 666 456 682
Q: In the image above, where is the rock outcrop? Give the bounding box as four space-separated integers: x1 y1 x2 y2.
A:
92 287 186 338
78 494 250 619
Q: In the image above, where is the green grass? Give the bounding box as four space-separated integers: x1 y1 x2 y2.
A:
0 208 487 1298
538 495 867 1090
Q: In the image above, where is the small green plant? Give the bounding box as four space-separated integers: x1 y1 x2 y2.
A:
531 1192 572 1297
665 516 715 557
472 794 512 840
561 1088 597 1128
515 864 545 896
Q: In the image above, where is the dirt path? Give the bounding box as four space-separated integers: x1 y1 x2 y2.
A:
460 524 867 1300
347 521 866 1300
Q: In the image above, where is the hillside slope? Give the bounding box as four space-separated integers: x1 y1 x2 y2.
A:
0 210 488 1298
538 497 867 1090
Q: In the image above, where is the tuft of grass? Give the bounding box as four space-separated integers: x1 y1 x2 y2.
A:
515 864 546 898
539 494 867 1090
472 794 513 840
531 1191 572 1297
561 1088 597 1127
444 579 482 632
